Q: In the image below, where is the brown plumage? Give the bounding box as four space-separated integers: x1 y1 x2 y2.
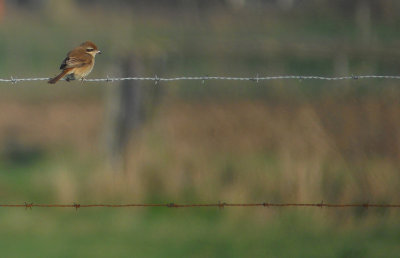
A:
48 41 101 84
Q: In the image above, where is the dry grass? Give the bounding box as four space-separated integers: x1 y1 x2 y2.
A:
0 100 104 152
0 97 399 206
115 98 400 205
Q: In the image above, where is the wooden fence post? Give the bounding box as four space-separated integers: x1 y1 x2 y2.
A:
105 55 142 170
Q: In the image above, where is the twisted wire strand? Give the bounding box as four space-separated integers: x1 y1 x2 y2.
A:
1 75 400 83
1 202 399 209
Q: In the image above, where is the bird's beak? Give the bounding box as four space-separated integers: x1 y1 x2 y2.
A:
97 50 102 54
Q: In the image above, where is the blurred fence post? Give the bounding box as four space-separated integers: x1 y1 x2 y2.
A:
355 0 371 42
334 53 349 76
105 55 142 170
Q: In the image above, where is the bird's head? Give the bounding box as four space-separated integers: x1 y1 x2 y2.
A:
80 41 101 57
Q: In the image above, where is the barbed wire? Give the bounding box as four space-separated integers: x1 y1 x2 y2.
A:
1 202 399 210
1 75 400 84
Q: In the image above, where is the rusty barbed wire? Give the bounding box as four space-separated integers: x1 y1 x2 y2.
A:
1 75 400 84
0 202 399 209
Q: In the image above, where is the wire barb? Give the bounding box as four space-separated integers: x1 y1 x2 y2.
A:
73 203 81 211
106 75 113 83
10 76 17 84
202 76 207 85
218 201 226 209
154 74 160 85
167 203 176 208
24 202 33 210
250 73 260 83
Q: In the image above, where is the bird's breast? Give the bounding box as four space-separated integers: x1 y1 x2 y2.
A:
73 60 95 79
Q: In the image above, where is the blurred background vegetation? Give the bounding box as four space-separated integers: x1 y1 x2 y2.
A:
0 0 400 257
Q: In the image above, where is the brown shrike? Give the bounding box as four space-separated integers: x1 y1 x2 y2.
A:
48 41 101 84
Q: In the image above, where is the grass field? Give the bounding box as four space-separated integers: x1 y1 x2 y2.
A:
0 98 399 257
0 208 400 258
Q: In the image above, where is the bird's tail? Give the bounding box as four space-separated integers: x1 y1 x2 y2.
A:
48 69 72 84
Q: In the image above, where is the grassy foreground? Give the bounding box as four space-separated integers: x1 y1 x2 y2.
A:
0 111 399 257
0 206 399 258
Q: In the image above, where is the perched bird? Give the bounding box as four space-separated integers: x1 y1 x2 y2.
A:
48 41 101 84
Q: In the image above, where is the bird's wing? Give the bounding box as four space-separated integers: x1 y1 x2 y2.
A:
60 51 92 69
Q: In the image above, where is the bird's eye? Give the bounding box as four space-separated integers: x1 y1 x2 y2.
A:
86 48 94 52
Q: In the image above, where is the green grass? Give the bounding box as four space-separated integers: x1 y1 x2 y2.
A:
0 208 399 258
0 148 398 257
